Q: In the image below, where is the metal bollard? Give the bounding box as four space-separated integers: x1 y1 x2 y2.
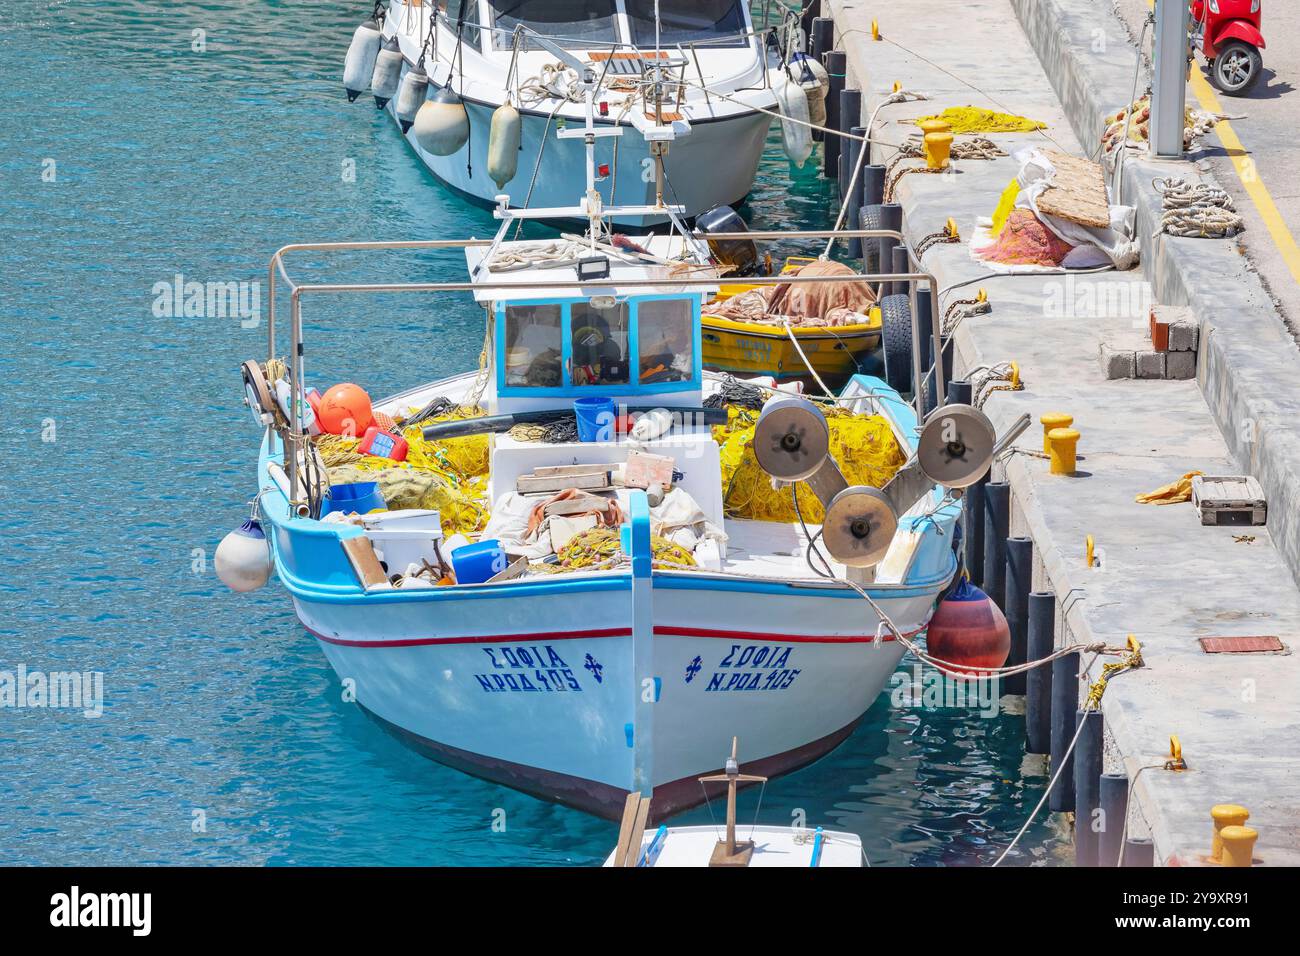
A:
1004 537 1032 695
823 52 846 177
1048 651 1079 813
1099 772 1129 867
1025 591 1055 754
982 482 1010 613
1074 708 1104 867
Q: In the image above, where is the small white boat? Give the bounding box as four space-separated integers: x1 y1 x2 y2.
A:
604 739 864 867
223 94 1012 821
349 0 785 225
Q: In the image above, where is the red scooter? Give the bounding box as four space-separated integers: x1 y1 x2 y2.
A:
1190 0 1266 95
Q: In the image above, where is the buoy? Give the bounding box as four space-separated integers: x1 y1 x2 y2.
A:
342 19 382 103
394 64 430 133
487 103 521 189
788 52 829 129
771 70 812 167
317 383 374 437
216 518 273 592
413 86 470 156
925 577 1011 676
371 36 403 109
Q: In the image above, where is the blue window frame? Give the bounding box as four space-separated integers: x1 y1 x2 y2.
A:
495 294 703 398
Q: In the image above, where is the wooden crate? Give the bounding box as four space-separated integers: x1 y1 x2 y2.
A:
1191 475 1266 526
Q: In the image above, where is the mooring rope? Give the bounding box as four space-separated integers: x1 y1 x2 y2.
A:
1152 176 1244 238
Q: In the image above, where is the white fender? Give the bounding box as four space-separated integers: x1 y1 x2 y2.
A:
412 86 469 156
487 104 522 189
216 519 273 592
394 65 430 132
789 52 829 129
342 20 382 102
371 36 403 109
771 71 813 168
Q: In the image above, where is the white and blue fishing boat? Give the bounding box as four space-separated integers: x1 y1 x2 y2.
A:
220 83 1011 820
339 0 809 225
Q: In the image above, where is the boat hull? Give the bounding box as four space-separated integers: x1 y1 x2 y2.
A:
292 575 932 821
390 71 774 226
701 314 882 379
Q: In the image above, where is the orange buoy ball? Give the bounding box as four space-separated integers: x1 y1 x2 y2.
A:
924 577 1011 677
317 383 374 436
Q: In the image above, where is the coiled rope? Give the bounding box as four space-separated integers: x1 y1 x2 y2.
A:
1153 177 1244 238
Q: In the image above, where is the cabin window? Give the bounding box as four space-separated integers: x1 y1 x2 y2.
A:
570 300 630 386
624 0 748 48
637 299 694 384
489 0 620 50
503 303 563 387
443 0 484 48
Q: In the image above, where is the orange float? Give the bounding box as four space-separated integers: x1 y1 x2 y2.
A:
925 577 1011 677
317 383 374 436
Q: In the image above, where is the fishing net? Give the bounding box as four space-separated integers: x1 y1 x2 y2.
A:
975 208 1073 268
913 106 1046 134
713 403 907 522
553 528 696 571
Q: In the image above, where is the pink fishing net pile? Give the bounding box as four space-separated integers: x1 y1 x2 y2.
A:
977 208 1074 267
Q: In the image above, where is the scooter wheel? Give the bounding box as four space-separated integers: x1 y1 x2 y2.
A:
1211 42 1262 96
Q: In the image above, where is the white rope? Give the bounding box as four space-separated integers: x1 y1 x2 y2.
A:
1153 177 1244 238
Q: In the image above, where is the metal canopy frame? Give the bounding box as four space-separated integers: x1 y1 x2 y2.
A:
266 228 943 512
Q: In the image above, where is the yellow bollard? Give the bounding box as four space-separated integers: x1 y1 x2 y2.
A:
1047 427 1079 475
1210 804 1250 861
1085 534 1095 568
872 19 881 41
1218 825 1257 867
918 119 954 170
1040 412 1074 453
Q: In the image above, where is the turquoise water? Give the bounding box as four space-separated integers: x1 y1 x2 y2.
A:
0 0 1066 866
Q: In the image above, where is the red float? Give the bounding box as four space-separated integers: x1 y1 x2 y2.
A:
924 577 1011 677
317 382 374 436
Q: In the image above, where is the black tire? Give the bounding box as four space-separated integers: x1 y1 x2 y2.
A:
1211 42 1262 96
879 293 913 394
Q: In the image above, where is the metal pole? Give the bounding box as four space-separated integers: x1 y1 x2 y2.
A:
1048 651 1078 812
1004 537 1032 695
1025 591 1055 754
1099 772 1129 867
1150 0 1188 159
982 482 1010 613
1074 708 1104 866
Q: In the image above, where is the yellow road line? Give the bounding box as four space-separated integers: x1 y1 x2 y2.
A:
1145 0 1300 287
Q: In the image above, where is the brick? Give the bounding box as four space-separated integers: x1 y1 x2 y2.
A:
1136 350 1166 379
1168 318 1199 351
1099 343 1136 379
1165 349 1196 379
1148 310 1170 351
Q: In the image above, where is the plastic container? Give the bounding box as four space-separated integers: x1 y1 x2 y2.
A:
357 424 408 462
321 481 386 517
451 538 507 585
574 396 617 442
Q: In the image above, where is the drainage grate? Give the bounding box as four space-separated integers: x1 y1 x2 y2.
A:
1198 635 1285 654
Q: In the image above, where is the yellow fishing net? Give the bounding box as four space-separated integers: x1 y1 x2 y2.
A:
914 106 1046 134
315 405 491 534
989 177 1022 239
713 403 907 523
553 528 696 571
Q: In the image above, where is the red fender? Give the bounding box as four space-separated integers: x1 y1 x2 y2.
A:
1207 21 1266 59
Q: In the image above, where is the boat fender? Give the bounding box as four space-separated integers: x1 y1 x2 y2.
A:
342 19 382 103
216 518 273 592
925 577 1010 676
394 65 430 133
629 408 674 443
413 86 470 157
487 103 522 189
371 36 404 109
771 70 813 167
788 52 829 128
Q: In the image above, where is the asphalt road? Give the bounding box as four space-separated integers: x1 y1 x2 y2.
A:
1114 0 1300 339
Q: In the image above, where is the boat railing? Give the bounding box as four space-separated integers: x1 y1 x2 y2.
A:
266 228 941 510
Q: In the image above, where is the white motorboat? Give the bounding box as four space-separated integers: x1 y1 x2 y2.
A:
345 0 789 225
221 88 1016 821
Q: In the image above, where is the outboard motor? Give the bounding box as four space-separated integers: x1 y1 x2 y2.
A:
695 204 760 277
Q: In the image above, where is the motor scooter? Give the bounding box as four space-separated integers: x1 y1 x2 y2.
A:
1190 0 1265 95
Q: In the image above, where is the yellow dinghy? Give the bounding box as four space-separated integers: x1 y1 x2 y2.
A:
702 258 881 379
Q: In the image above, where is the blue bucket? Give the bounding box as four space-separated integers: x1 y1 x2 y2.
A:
451 539 507 585
574 396 616 442
321 481 386 517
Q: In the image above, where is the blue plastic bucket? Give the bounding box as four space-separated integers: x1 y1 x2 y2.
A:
451 539 507 585
321 481 386 517
574 396 616 442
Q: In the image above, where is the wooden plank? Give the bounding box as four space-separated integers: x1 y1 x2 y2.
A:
543 493 612 517
485 555 529 584
620 797 653 868
1037 149 1111 229
1199 635 1285 654
517 472 611 494
341 536 390 589
533 464 611 478
625 450 675 490
612 794 643 868
1192 475 1266 525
